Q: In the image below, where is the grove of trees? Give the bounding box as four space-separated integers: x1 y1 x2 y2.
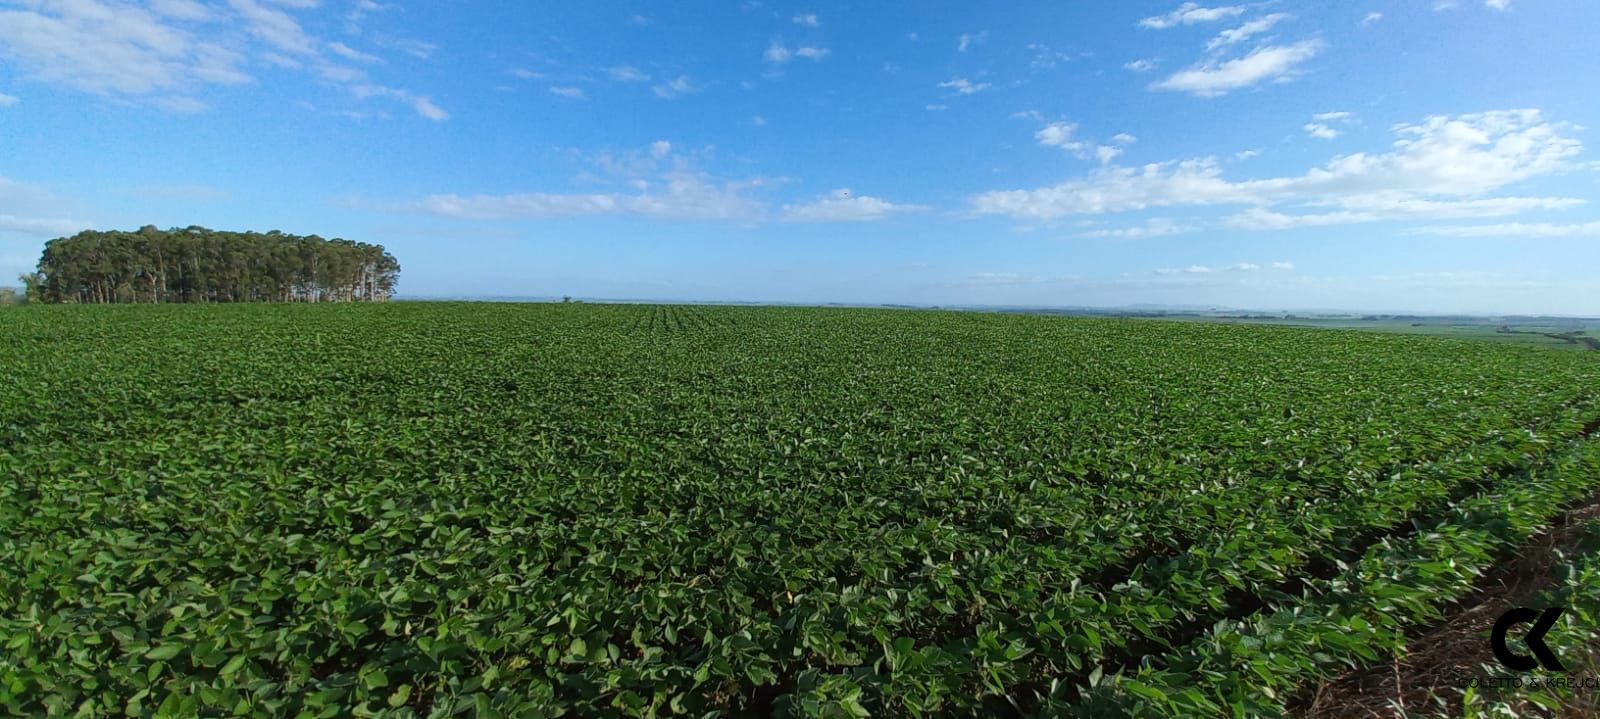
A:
20 226 400 304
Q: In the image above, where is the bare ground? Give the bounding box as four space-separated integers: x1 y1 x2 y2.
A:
1293 492 1600 719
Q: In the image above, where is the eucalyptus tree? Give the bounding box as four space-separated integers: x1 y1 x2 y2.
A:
26 226 400 304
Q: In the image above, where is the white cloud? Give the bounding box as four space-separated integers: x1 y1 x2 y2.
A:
1304 123 1341 140
765 40 828 64
1486 0 1511 10
1362 12 1384 25
973 109 1585 224
328 41 381 64
1081 218 1194 239
1125 58 1158 73
764 41 791 64
417 192 622 219
229 0 316 55
958 31 987 52
1034 122 1134 164
0 177 94 238
0 93 17 107
411 143 769 222
511 68 545 80
1152 261 1291 275
1304 113 1354 140
1414 221 1600 237
0 214 93 237
343 0 383 30
652 75 698 99
150 0 216 21
377 37 437 60
0 0 446 119
407 96 447 121
1028 43 1072 70
1225 196 1582 229
1140 3 1246 29
352 84 448 120
550 86 584 99
607 66 648 82
793 13 820 27
0 1 252 97
782 189 926 222
1151 40 1324 97
1035 122 1080 149
974 160 1240 219
1207 13 1291 51
418 176 764 221
156 95 208 113
938 76 990 95
1156 265 1215 275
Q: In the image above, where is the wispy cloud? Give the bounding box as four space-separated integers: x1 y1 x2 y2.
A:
607 66 648 82
1151 40 1325 97
1081 218 1194 239
765 40 829 64
652 75 699 99
973 109 1584 226
1034 122 1137 164
782 189 927 222
0 0 445 119
411 144 772 222
1207 13 1291 51
1414 221 1600 237
1140 3 1246 30
938 76 991 95
1154 261 1292 275
0 177 95 238
1303 112 1354 139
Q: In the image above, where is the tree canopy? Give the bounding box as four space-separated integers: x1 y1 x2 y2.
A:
21 226 400 304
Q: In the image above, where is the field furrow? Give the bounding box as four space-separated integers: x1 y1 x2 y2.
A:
3 302 1598 717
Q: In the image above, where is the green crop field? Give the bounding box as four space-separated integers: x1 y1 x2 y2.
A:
4 302 1600 718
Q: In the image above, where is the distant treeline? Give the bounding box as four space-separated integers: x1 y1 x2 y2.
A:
20 226 400 304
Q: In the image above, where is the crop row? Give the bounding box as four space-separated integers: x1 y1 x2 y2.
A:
624 305 738 334
1071 433 1600 717
3 302 1599 716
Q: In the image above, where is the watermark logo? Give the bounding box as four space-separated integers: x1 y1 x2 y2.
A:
1491 607 1566 672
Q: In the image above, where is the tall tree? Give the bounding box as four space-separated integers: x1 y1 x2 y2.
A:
27 227 401 304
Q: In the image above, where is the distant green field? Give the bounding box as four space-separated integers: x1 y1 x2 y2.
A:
4 302 1600 717
1155 314 1600 351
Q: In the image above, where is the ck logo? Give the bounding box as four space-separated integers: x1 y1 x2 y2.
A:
1491 607 1566 672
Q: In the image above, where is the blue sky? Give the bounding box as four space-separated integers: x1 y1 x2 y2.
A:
3 0 1600 313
